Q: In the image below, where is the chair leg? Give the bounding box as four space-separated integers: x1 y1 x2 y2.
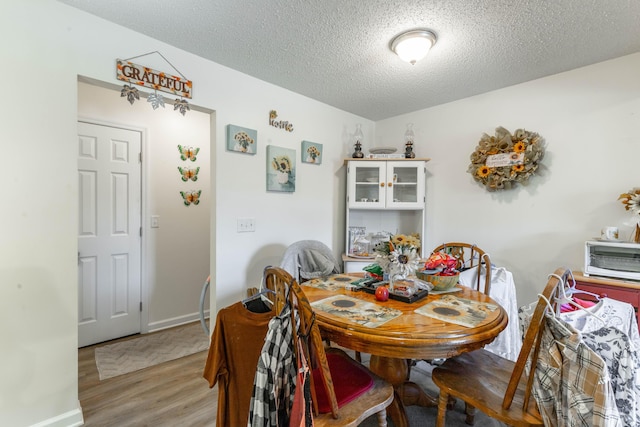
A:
464 402 476 425
447 395 456 410
375 409 387 427
436 391 449 427
355 351 361 363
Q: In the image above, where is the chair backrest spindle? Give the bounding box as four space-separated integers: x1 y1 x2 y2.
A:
263 266 341 419
432 242 492 294
502 268 565 410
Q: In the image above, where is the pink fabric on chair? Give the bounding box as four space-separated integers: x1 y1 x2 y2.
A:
560 297 597 313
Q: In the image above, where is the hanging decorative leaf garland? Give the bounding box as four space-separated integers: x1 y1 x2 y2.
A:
467 126 545 191
116 51 192 115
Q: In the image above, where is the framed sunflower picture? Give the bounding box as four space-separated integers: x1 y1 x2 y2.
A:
226 124 257 155
467 126 545 191
301 140 323 165
267 145 296 192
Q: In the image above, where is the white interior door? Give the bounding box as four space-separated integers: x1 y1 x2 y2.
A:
77 121 142 347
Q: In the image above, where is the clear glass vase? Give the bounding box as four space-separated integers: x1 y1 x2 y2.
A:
388 266 405 292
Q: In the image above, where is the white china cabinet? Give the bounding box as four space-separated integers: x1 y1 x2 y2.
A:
343 159 429 273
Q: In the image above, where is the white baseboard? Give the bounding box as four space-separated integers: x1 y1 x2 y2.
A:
30 401 84 427
147 311 209 333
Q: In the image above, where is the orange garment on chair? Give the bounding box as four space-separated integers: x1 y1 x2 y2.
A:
203 301 272 427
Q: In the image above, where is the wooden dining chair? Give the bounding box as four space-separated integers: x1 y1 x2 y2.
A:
263 266 394 426
410 242 493 376
431 242 492 294
430 267 568 427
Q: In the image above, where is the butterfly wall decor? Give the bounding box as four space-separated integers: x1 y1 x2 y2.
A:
178 166 200 182
178 144 199 161
180 190 201 206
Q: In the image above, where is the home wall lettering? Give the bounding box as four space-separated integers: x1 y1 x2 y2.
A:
269 110 294 132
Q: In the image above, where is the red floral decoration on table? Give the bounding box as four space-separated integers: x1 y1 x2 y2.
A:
424 252 458 276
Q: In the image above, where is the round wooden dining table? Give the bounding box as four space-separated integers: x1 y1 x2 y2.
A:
302 277 507 427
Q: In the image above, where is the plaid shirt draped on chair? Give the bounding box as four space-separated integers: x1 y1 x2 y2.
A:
248 306 297 427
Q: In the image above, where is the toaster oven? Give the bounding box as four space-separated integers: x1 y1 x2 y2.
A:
584 240 640 281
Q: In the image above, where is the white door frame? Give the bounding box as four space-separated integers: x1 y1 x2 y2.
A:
78 116 150 335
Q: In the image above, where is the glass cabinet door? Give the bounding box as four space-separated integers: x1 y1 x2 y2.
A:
386 161 425 209
348 161 385 208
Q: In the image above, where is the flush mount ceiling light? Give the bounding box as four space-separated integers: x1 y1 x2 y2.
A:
390 29 437 65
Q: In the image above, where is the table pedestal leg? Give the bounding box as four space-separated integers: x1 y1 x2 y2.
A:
369 355 439 427
398 381 439 407
369 355 409 427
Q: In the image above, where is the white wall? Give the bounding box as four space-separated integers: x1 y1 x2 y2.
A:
375 53 640 306
0 1 371 426
78 81 212 331
3 1 639 425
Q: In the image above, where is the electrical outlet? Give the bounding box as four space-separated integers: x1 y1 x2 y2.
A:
237 217 256 232
151 215 160 228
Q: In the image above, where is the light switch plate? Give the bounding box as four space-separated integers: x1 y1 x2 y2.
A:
237 217 255 232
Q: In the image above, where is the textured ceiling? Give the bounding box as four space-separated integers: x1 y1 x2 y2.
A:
59 0 640 121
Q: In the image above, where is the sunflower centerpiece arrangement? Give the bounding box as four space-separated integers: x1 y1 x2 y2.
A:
371 234 421 291
619 187 640 243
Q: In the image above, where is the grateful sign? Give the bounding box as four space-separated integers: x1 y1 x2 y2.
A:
117 59 192 99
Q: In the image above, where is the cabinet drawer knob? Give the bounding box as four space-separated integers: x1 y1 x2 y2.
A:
388 182 393 187
380 183 385 187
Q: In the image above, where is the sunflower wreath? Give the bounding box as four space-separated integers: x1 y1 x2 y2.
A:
467 126 545 191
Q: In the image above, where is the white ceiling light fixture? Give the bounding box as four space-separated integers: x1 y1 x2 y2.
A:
390 29 437 65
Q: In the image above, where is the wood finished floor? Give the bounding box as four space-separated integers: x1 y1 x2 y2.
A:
78 324 217 426
78 324 502 426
